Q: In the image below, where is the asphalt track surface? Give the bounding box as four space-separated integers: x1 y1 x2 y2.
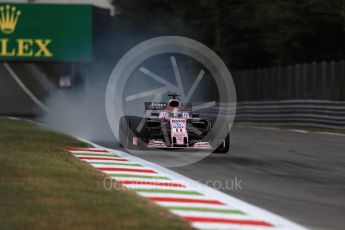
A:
100 125 345 230
2 63 342 229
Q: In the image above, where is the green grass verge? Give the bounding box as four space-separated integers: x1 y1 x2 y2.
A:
0 117 193 230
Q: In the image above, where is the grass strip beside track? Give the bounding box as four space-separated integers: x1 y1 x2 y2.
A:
166 206 244 214
0 117 193 230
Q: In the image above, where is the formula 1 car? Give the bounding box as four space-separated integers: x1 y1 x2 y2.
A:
119 94 229 153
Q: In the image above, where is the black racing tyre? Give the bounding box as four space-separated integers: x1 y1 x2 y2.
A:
119 116 146 150
119 116 131 148
213 133 230 153
207 120 230 154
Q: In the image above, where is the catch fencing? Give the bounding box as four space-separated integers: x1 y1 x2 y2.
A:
232 60 345 101
225 60 345 129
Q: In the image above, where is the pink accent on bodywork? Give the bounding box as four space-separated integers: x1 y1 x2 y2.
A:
147 140 167 148
193 142 212 149
170 118 188 146
132 136 138 146
159 111 167 118
146 141 212 149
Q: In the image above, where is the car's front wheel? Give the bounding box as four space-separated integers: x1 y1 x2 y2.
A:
213 133 230 153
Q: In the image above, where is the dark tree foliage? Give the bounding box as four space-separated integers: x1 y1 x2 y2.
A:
111 0 345 70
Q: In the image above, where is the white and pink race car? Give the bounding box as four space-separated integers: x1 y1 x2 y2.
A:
119 94 229 153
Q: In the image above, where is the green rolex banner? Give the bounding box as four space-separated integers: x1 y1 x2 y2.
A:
0 4 92 61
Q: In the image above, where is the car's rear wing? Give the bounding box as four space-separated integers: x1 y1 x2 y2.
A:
145 102 192 111
145 102 192 117
145 102 167 110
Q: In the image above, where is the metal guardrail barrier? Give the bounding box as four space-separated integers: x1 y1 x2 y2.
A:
197 100 345 129
235 100 345 129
